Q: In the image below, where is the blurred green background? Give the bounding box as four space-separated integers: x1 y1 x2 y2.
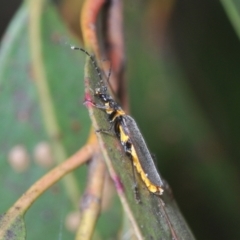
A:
126 1 240 240
0 0 240 239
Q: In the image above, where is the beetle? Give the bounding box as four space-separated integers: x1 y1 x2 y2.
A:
71 46 164 196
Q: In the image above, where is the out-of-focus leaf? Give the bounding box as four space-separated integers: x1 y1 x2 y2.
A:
0 2 89 239
221 0 240 40
0 1 123 239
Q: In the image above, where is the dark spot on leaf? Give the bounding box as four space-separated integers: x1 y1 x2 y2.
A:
70 119 81 132
6 229 15 239
50 32 62 43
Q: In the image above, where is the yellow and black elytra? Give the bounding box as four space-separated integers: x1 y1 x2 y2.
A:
118 116 164 195
72 46 164 196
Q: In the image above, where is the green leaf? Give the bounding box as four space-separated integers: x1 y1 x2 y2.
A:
84 54 196 239
221 0 240 40
0 2 89 239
